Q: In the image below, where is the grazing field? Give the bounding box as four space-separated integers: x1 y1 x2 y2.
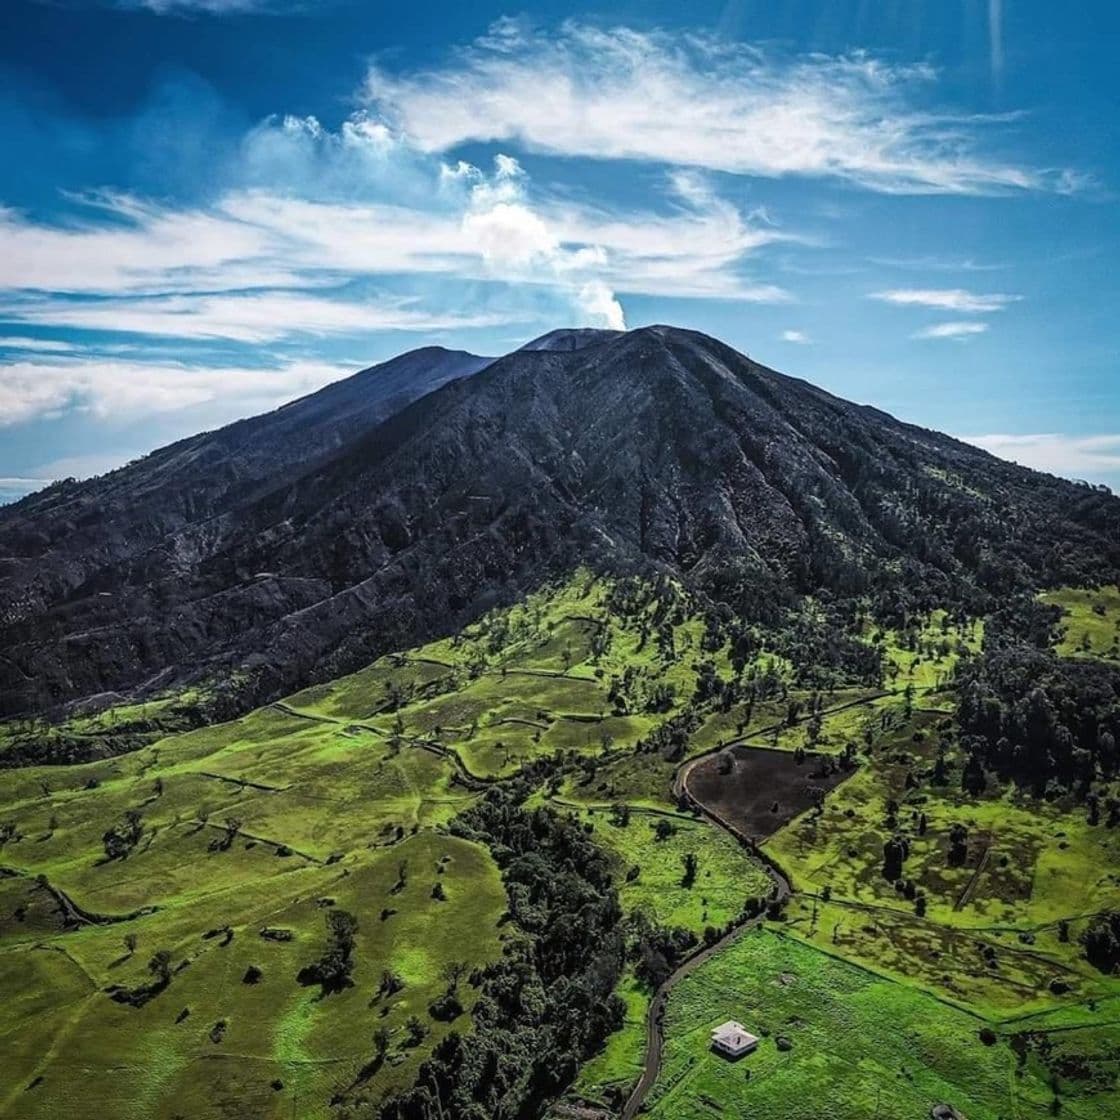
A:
0 695 506 1118
1041 585 1120 661
764 700 1120 933
0 829 505 1120
644 926 1114 1120
576 807 771 933
5 573 1120 1120
559 750 680 810
566 793 771 1106
872 610 983 695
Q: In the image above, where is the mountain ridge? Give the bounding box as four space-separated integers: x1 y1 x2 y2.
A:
1 324 1116 722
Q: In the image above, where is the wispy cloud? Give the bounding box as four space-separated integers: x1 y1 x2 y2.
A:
913 321 989 340
0 354 352 427
0 336 77 353
0 291 511 344
0 126 792 344
964 433 1120 485
112 0 298 12
870 288 1021 313
868 255 1007 273
364 20 1078 196
780 329 811 344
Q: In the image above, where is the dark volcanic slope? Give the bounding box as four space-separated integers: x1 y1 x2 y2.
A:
1 325 1116 717
0 345 491 708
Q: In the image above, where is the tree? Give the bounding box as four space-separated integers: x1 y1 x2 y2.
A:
882 835 909 882
681 852 698 889
373 1026 391 1063
211 816 242 852
102 809 143 862
148 949 173 987
1082 911 1120 974
379 968 404 998
404 1015 427 1046
123 932 138 957
805 710 823 747
299 909 359 994
441 960 469 994
948 823 969 867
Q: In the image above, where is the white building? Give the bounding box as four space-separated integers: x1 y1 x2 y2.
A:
710 1020 759 1058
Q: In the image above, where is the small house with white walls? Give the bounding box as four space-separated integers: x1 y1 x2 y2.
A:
710 1020 759 1058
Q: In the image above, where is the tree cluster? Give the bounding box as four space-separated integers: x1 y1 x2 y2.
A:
371 789 625 1120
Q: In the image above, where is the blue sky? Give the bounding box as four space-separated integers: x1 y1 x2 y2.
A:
1 0 1117 501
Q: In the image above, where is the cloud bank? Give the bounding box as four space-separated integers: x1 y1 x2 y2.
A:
965 433 1120 486
365 20 1077 196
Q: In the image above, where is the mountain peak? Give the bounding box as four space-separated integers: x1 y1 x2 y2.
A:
519 327 626 352
1 324 1116 721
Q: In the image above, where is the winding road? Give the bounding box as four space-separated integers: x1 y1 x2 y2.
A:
618 744 793 1120
615 682 943 1117
613 689 898 1119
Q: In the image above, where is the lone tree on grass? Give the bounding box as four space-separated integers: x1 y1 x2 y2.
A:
148 949 173 988
373 1026 391 1063
405 1015 427 1046
299 909 359 995
1082 911 1120 974
379 969 404 998
882 834 910 882
947 823 969 867
681 852 698 889
441 960 469 994
211 816 242 852
102 809 144 862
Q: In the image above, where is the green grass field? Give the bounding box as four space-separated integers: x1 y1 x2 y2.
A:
645 926 1116 1120
1042 585 1120 661
0 684 507 1117
566 797 772 1105
634 589 1120 1120
4 575 1120 1119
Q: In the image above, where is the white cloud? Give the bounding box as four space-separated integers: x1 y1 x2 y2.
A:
114 0 294 12
0 336 77 353
963 433 1120 485
0 139 790 344
0 290 509 344
871 288 1020 313
0 354 352 427
364 21 1075 196
913 321 989 340
780 329 811 344
0 194 298 295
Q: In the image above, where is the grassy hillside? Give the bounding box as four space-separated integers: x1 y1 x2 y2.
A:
644 927 1115 1120
3 574 1119 1119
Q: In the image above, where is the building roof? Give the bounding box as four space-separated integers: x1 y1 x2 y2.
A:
710 1020 759 1050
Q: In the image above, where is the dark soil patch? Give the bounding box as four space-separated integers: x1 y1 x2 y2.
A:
688 746 852 841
